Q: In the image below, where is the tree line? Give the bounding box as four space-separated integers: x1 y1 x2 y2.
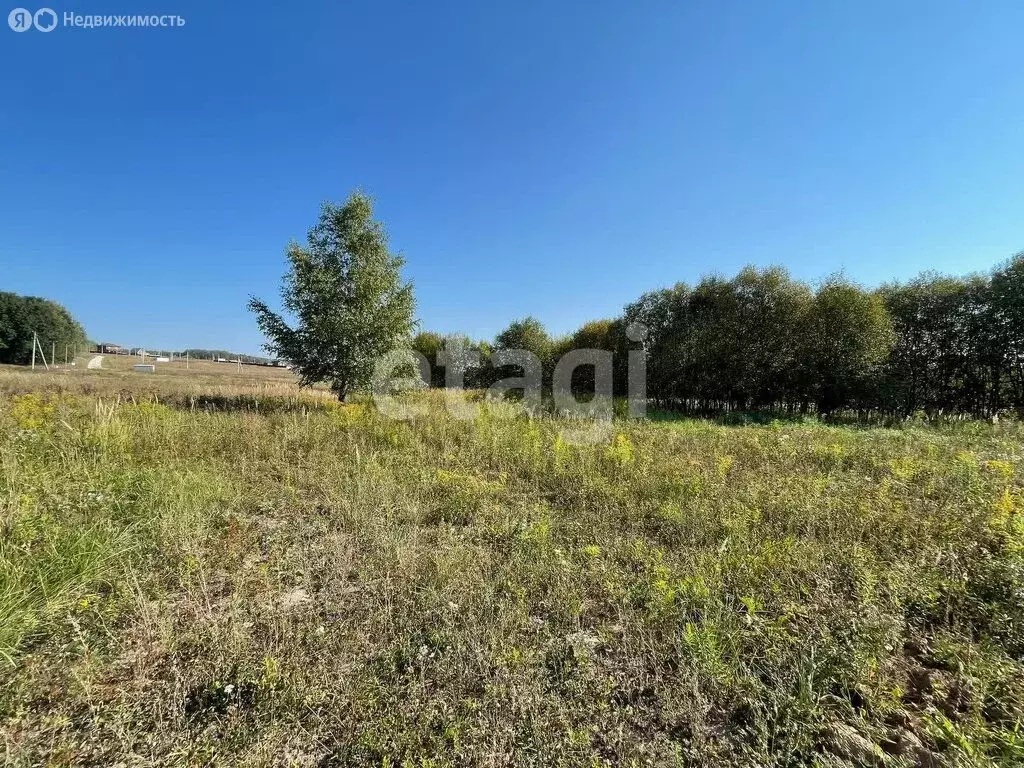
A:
6 191 1021 422
179 349 278 366
0 292 89 366
250 192 1022 417
413 256 1024 418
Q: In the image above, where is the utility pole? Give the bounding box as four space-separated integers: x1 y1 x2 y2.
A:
32 333 49 370
51 342 55 367
186 351 190 369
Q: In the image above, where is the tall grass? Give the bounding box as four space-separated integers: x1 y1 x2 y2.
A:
0 370 1022 766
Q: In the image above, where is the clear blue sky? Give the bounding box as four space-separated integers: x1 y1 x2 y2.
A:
3 1 1023 354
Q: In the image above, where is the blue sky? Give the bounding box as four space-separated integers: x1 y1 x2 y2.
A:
2 1 1023 353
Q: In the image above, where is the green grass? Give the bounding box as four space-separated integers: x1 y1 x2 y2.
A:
0 376 1022 766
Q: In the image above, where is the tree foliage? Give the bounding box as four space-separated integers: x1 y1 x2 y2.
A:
246 211 1020 418
991 253 1024 408
0 292 88 366
410 332 490 389
494 317 553 364
802 277 892 414
249 192 415 400
411 255 1024 418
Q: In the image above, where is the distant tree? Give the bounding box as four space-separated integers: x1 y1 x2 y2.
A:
722 266 813 409
411 331 495 389
622 269 894 415
0 293 20 359
495 317 553 362
800 277 893 414
248 192 416 400
991 253 1024 412
570 319 616 351
563 319 619 396
622 283 691 405
878 274 990 416
326 252 1024 417
663 268 811 410
0 292 87 365
182 349 274 365
439 333 493 389
493 316 554 390
411 331 446 388
471 339 494 389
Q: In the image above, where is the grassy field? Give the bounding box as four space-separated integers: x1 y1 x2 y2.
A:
1 361 1022 766
0 354 319 403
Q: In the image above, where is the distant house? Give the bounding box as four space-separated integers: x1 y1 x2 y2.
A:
99 343 123 354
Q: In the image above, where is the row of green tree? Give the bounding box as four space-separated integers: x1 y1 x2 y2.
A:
0 292 89 366
250 192 1022 416
412 256 1024 417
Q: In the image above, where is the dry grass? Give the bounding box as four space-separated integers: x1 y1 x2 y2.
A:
1 363 1022 766
0 357 334 411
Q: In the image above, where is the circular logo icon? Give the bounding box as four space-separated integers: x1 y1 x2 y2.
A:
34 7 57 31
8 7 33 31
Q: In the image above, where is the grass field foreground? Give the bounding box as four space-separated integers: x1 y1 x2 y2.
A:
1 362 1023 766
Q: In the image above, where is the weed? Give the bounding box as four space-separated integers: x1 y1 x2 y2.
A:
1 362 1022 765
